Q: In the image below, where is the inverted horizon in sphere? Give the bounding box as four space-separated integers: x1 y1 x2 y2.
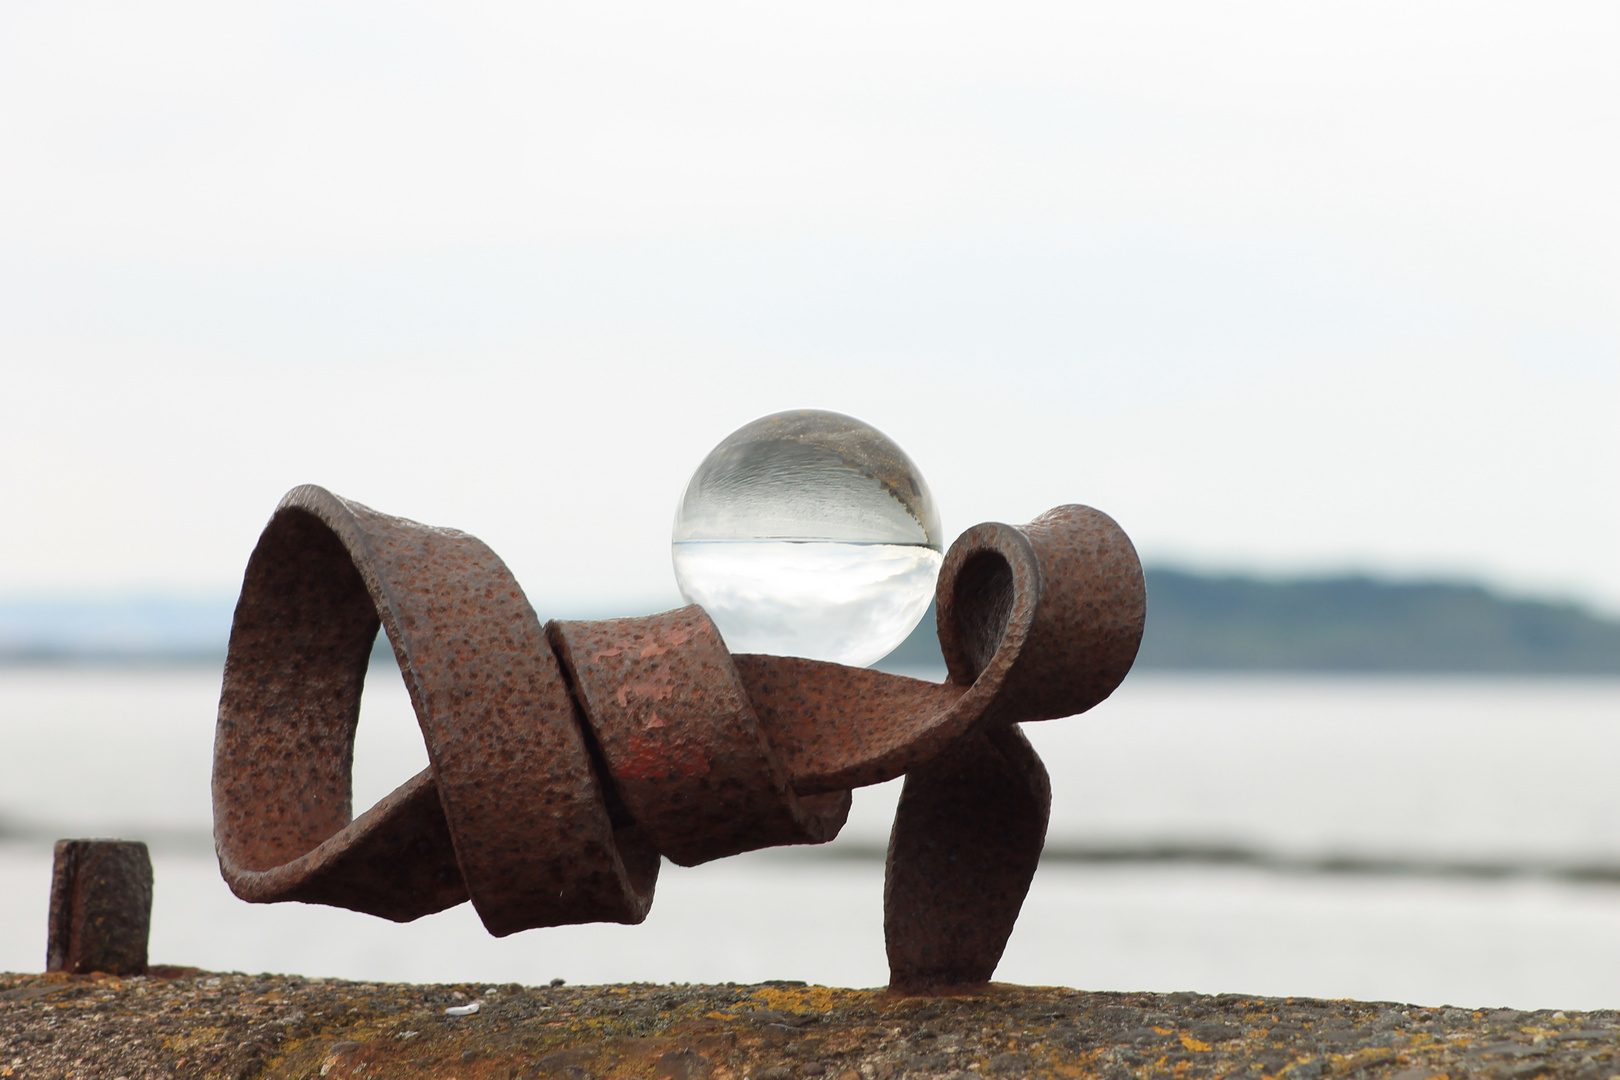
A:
672 409 943 666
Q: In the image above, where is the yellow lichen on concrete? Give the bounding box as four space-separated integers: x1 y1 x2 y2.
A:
5 971 1620 1079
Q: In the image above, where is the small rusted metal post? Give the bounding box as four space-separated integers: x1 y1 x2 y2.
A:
47 839 153 976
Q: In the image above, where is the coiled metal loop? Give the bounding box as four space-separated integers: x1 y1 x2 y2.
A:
213 485 1144 989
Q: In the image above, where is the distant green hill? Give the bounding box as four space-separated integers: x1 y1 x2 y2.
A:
7 571 1619 674
876 569 1620 674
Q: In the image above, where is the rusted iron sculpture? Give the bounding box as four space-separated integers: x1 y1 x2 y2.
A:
213 485 1144 993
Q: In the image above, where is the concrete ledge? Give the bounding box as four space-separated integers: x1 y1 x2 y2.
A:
3 971 1618 1080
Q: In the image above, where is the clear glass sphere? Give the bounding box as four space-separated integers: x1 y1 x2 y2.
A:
672 409 943 667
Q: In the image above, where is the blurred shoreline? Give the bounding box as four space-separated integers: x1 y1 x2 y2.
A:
6 666 1620 1003
8 823 1620 886
6 567 1620 673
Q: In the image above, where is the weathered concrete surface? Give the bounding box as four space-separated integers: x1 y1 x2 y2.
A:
3 970 1619 1080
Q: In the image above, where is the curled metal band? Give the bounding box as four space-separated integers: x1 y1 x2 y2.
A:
213 485 1145 988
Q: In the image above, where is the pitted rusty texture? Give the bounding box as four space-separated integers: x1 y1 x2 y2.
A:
213 486 656 935
47 839 154 976
548 610 849 867
214 487 1145 991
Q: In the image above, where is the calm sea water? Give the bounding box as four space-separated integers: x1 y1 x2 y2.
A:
3 665 1620 1009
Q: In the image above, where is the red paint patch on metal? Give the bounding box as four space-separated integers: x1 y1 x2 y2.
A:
213 488 1145 992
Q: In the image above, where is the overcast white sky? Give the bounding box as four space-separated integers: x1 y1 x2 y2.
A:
1 1 1616 616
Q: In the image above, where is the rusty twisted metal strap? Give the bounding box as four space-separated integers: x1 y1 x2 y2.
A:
727 505 1143 989
214 486 1144 984
547 610 852 868
733 506 1146 793
214 486 657 936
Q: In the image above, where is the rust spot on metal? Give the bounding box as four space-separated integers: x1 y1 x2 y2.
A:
213 486 1145 993
548 608 848 867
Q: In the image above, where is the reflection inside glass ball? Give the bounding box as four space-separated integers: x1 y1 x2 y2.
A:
672 409 943 667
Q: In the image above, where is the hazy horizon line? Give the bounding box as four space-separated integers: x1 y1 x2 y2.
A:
2 561 1613 611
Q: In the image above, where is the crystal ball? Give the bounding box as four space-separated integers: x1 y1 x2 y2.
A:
672 409 944 667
